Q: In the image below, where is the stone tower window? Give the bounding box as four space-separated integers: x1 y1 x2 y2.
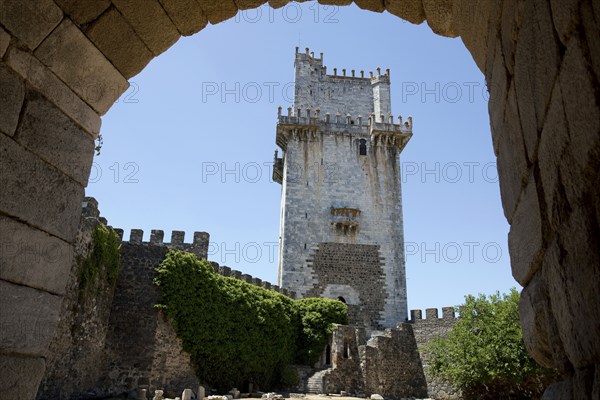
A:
343 341 350 359
359 139 367 156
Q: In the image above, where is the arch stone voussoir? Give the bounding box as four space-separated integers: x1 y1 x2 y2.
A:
159 0 209 36
53 0 111 25
34 19 129 115
422 0 458 37
111 0 181 56
85 7 155 79
197 0 238 24
385 0 426 25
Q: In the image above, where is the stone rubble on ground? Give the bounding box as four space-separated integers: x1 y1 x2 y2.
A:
208 396 230 400
229 388 241 399
153 389 164 400
261 393 284 400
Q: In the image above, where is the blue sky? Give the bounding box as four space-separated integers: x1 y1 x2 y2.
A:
87 2 517 314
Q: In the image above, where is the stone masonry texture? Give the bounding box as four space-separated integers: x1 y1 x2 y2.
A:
318 309 458 400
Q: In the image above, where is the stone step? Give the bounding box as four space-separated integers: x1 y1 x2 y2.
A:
305 368 332 394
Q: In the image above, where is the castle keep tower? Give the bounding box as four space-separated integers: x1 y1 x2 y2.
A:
274 48 412 329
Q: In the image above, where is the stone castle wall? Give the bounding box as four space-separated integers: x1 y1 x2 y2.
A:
95 239 197 398
410 308 461 400
320 308 459 400
36 198 117 400
37 199 294 399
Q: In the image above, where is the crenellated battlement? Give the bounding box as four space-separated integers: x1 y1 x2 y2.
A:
110 226 294 299
275 106 412 151
293 47 392 119
295 46 390 84
113 228 209 261
113 228 209 246
209 261 296 299
409 307 457 322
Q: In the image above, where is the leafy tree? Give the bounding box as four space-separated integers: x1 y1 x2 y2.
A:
295 298 348 365
427 289 557 400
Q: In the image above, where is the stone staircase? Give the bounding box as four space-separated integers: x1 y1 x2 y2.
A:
306 368 332 394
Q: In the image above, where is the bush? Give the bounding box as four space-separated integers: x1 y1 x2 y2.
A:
154 250 347 391
295 298 348 365
427 289 557 400
79 224 121 292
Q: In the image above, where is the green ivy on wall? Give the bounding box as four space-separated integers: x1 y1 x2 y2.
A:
79 224 121 293
154 250 347 391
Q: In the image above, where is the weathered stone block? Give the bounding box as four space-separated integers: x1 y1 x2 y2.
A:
35 19 128 115
509 175 543 286
495 83 529 223
558 34 600 181
550 0 580 45
520 275 559 368
422 0 458 37
0 216 73 296
112 0 181 56
573 367 595 399
267 0 288 9
0 134 83 242
0 0 63 50
499 0 525 76
354 0 385 13
85 7 154 78
537 81 568 230
318 0 353 6
236 0 267 10
542 378 573 399
0 64 25 137
580 0 600 89
488 41 508 155
543 212 600 368
0 26 10 57
15 93 95 186
159 0 208 36
0 279 61 356
53 0 111 25
454 0 495 72
513 0 561 162
5 46 102 137
196 0 238 24
483 0 503 75
385 0 425 25
0 355 46 399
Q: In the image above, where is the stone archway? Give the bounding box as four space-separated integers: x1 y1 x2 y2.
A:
0 1 598 398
